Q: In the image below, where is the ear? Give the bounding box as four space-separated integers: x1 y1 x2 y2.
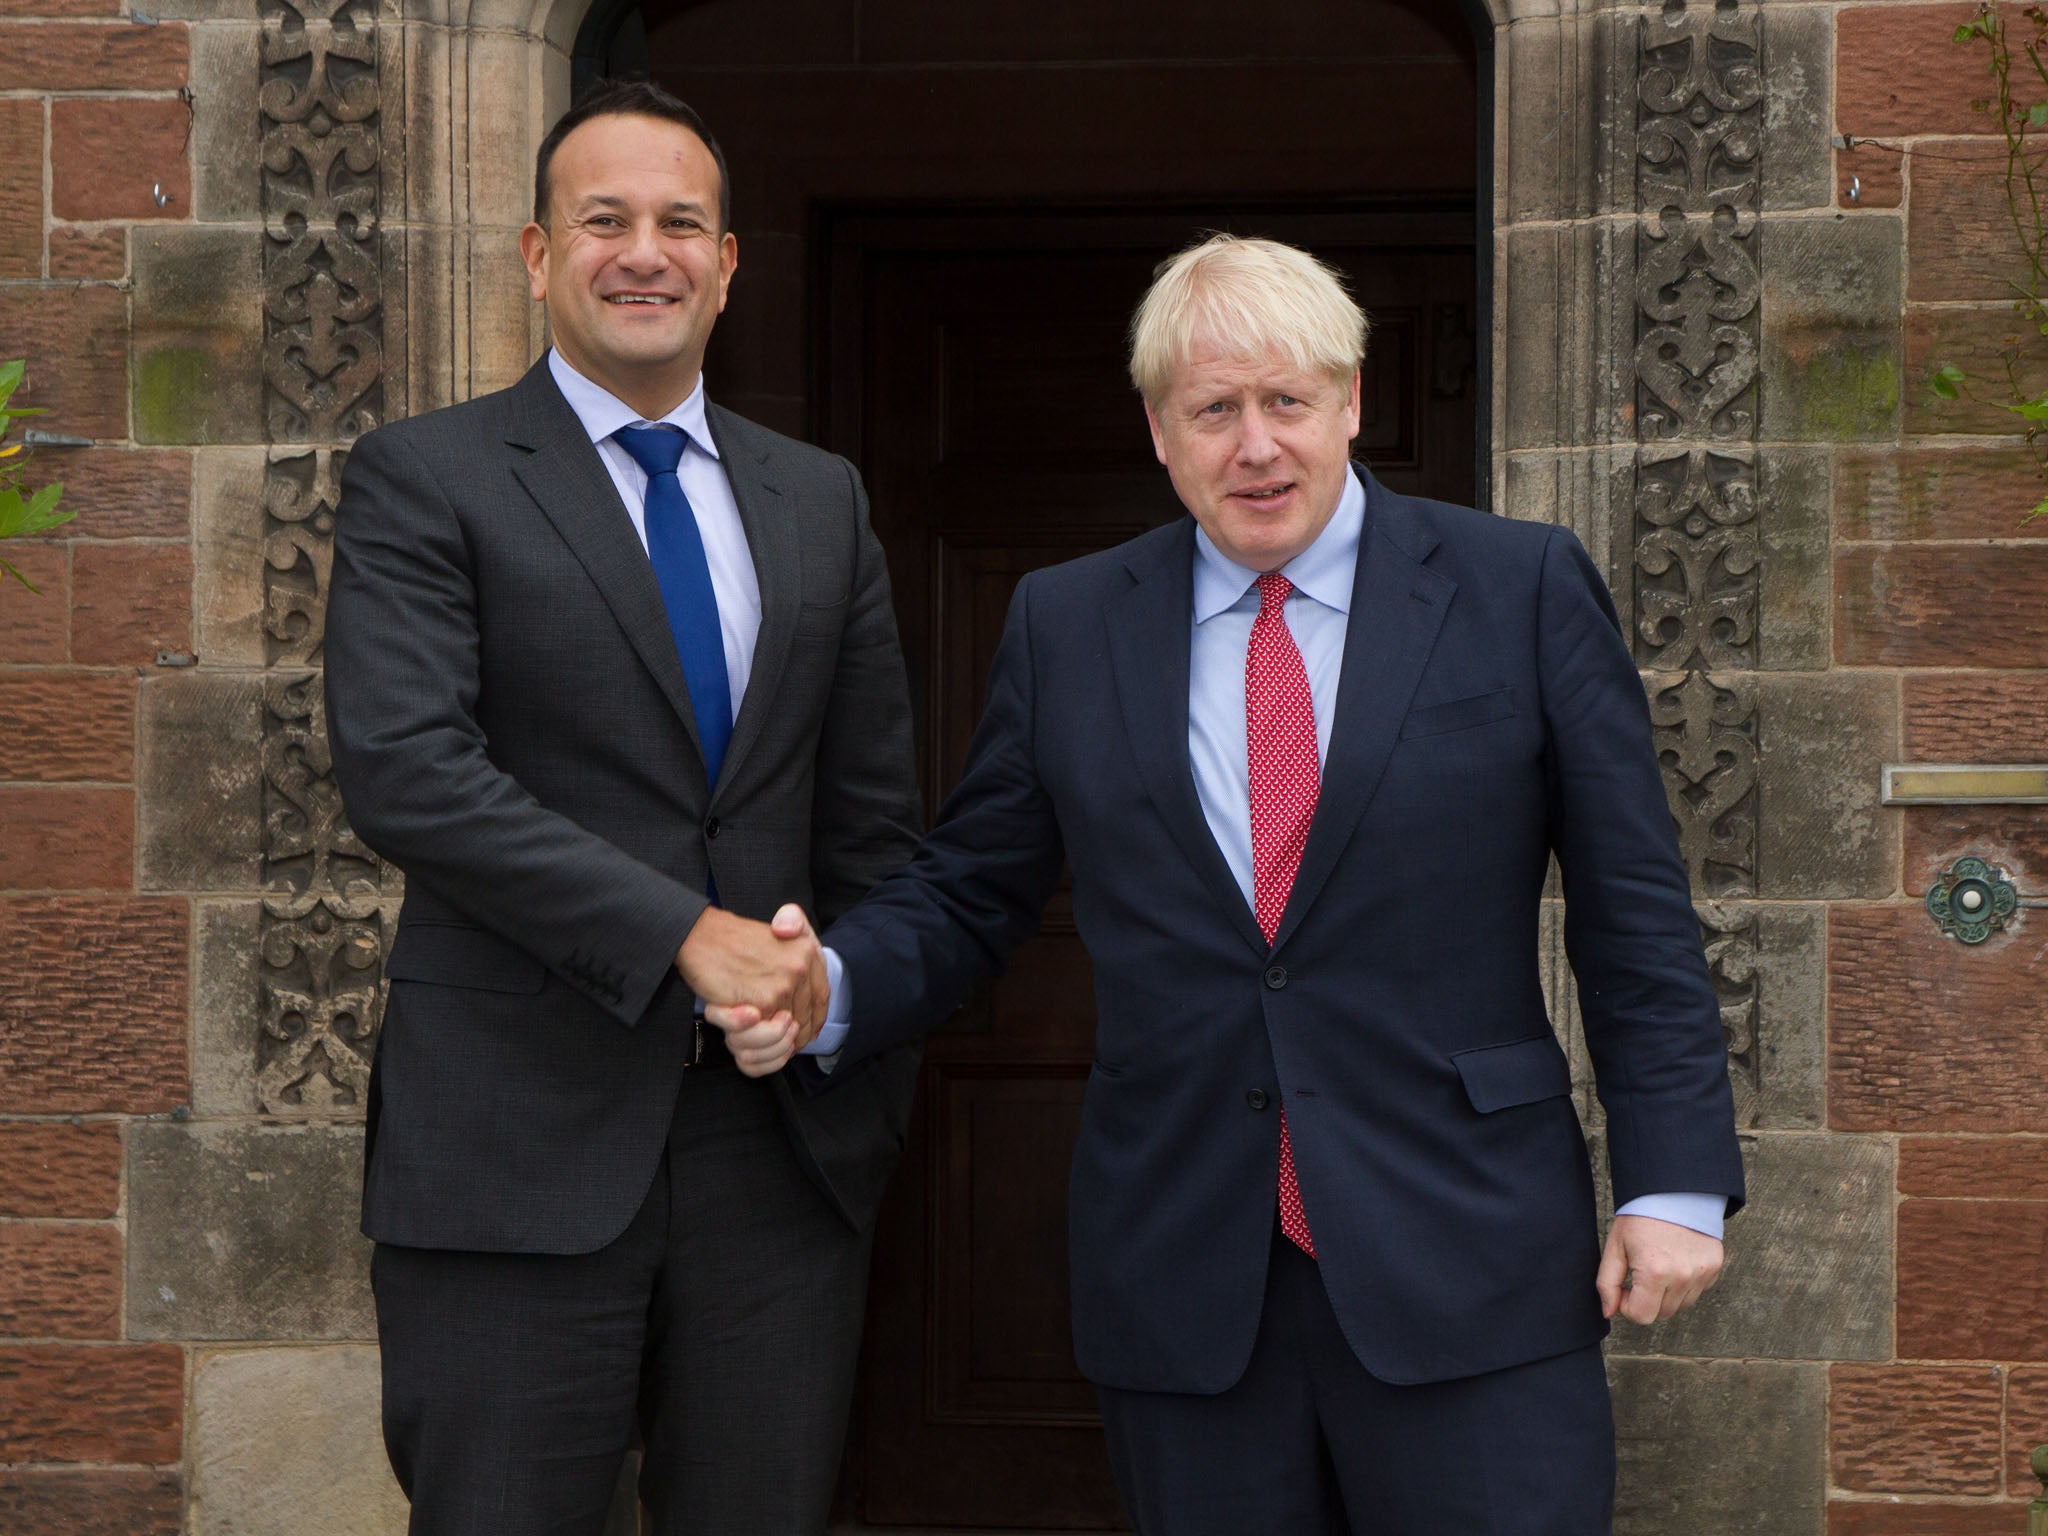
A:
1341 368 1362 442
1144 399 1168 466
519 221 550 303
715 229 738 313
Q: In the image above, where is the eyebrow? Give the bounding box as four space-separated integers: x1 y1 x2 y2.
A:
573 194 710 217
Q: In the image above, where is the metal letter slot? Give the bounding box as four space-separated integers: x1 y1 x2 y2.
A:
1883 764 2048 805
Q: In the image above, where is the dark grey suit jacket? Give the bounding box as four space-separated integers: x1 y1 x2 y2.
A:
325 358 923 1254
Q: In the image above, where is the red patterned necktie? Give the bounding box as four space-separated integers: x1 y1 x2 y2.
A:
1247 572 1319 1259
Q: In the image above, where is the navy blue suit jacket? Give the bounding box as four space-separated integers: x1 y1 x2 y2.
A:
823 470 1745 1394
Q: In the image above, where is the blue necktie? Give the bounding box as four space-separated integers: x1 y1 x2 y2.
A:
614 425 734 789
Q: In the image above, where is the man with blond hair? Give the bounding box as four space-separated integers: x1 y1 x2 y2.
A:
721 232 1744 1531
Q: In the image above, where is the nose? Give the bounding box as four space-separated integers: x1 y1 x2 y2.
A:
618 218 670 273
1235 406 1280 466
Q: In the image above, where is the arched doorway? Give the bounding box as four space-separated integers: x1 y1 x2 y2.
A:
574 4 1488 1526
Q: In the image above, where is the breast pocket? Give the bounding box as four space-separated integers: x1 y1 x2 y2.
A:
1399 686 1516 741
385 922 547 995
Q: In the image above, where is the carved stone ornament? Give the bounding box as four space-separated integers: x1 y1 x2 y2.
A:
256 0 390 1116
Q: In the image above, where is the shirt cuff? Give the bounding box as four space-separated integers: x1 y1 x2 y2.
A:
1615 1192 1726 1241
800 947 851 1059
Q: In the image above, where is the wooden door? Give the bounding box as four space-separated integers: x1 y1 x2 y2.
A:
822 208 1476 1530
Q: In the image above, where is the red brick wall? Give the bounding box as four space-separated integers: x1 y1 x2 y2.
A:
1834 2 2048 1525
0 0 191 1517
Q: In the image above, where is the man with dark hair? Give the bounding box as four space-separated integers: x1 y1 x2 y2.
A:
324 78 922 1533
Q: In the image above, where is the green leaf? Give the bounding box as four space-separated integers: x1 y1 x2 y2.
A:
18 481 68 534
0 554 39 593
2026 491 2048 524
1931 363 1968 399
2005 398 2048 419
0 360 21 414
2027 101 2048 125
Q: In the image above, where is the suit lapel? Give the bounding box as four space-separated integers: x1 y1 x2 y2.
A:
1270 472 1454 952
1104 523 1270 960
504 362 712 782
705 404 798 801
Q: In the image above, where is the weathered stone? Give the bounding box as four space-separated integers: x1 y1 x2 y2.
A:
0 284 128 439
0 1469 183 1536
2008 1369 2048 1496
1757 216 1902 443
1608 1358 1824 1536
58 448 192 540
0 670 136 782
0 1123 122 1218
132 225 266 445
0 20 187 90
1903 806 2048 899
0 785 136 889
1759 4 1833 213
126 1121 373 1340
1836 1 2004 140
1837 143 1903 211
1904 302 2048 437
1903 671 2048 760
0 1223 122 1338
1502 221 1625 452
1758 447 1829 672
1831 904 2048 1133
1755 673 1898 899
1838 544 2048 668
1837 445 2048 542
1898 1198 2048 1360
1908 138 2028 304
187 20 262 222
137 671 263 891
50 97 192 222
464 28 544 232
1903 1137 2048 1202
0 895 190 1115
70 542 193 666
49 226 127 281
1735 903 1826 1131
189 1347 408 1534
1504 15 1631 226
1832 1364 2004 1495
0 544 70 660
0 1344 185 1463
1826 1500 2027 1535
1502 448 1637 633
1609 1132 1890 1362
0 98 41 280
190 898 261 1116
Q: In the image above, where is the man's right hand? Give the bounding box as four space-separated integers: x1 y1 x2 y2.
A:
675 904 828 1047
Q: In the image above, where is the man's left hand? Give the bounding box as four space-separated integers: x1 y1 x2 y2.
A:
1597 1214 1723 1325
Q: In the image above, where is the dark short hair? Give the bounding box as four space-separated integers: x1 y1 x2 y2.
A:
532 78 731 232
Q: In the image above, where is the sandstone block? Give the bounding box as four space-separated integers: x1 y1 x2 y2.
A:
132 226 265 444
1758 447 1830 672
0 285 128 439
1904 673 2048 761
137 672 262 891
187 19 260 222
1756 673 1898 899
0 1468 182 1535
189 898 259 1116
190 447 268 667
0 546 70 659
1836 2 2002 139
1898 1199 2048 1359
1831 903 2048 1132
1757 216 1902 443
0 895 189 1115
1759 4 1834 212
1733 903 1827 1131
2008 1369 2048 1496
1827 1504 2030 1535
0 1123 121 1218
58 449 191 541
70 542 192 667
188 1346 408 1533
1838 142 1902 210
1902 1136 2048 1200
0 99 41 280
1909 138 2031 303
1831 1364 2004 1494
0 1344 183 1462
49 227 126 281
1608 1131 1890 1361
1903 806 2048 898
1837 544 2048 667
51 97 192 223
1836 446 2048 542
1905 303 2048 436
126 1122 373 1340
0 1224 122 1339
0 670 136 781
1609 1358 1824 1536
0 785 135 889
0 20 187 89
1502 222 1613 452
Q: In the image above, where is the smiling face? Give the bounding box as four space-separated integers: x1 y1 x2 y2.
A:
518 111 737 419
1144 344 1362 573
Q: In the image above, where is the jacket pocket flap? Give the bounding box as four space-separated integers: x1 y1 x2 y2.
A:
1400 686 1515 740
1452 1034 1571 1113
386 923 547 995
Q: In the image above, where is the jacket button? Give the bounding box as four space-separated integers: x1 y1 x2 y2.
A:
704 817 721 839
1263 965 1287 990
1246 1089 1269 1111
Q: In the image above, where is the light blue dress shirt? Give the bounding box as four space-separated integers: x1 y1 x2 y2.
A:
830 465 1725 1237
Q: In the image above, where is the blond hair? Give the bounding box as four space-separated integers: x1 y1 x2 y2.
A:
1128 234 1368 404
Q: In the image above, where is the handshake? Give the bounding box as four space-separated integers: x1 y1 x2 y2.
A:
674 904 830 1078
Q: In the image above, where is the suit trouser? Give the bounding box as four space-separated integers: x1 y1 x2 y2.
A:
1097 1224 1615 1536
371 1060 872 1536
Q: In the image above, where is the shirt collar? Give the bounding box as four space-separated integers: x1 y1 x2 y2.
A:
546 348 721 461
1190 464 1366 624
